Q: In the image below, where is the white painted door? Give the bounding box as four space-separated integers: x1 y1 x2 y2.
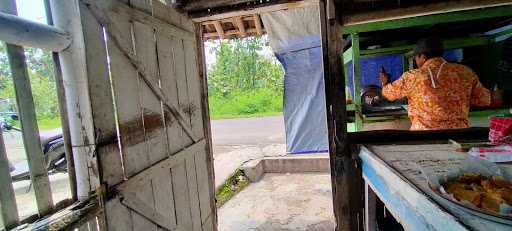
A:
78 0 216 230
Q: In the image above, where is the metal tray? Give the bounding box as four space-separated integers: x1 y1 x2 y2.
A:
429 183 512 225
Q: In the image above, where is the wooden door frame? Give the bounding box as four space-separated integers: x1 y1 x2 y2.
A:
195 21 218 229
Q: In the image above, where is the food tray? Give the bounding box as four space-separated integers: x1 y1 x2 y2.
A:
422 157 512 225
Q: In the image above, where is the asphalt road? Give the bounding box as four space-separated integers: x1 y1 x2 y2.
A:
210 115 285 154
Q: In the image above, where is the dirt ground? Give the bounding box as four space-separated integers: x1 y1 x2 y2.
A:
218 173 334 231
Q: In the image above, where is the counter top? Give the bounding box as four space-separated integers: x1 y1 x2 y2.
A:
360 143 512 231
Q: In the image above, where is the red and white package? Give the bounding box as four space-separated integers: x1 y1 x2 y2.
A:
489 116 512 145
469 145 512 162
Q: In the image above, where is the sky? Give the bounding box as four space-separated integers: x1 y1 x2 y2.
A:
13 0 275 68
15 0 47 23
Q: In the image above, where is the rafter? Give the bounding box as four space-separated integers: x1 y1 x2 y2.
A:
212 20 224 39
234 16 246 37
253 14 263 36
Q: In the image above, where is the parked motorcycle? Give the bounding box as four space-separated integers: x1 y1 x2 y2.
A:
1 112 67 182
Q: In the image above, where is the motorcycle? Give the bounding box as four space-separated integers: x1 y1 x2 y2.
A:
1 112 67 182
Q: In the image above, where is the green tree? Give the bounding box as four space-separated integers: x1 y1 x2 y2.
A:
0 43 59 120
207 36 285 118
208 37 284 95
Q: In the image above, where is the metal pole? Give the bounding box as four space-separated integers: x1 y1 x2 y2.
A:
0 11 71 51
0 0 54 216
43 0 78 202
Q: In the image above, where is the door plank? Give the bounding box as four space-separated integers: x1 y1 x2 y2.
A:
117 140 205 192
129 181 158 231
172 37 194 147
129 0 152 15
133 21 168 166
184 39 205 139
121 190 174 230
88 218 99 231
172 162 193 231
106 14 147 178
156 33 184 154
186 154 202 231
152 0 182 29
201 215 214 231
152 167 178 229
105 198 133 231
195 149 212 224
79 1 124 186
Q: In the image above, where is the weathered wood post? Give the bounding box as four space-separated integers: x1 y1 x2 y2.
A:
0 0 54 215
319 0 363 230
43 0 78 201
49 0 99 200
0 126 19 229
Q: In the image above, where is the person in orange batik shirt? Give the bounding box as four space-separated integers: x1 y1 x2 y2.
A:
380 37 491 130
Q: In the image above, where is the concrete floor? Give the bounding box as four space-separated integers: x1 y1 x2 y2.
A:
1 132 71 229
211 116 287 189
218 173 335 231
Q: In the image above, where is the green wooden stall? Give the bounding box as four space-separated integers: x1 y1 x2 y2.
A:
342 5 512 131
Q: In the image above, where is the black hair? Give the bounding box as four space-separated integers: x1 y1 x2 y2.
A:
414 37 444 60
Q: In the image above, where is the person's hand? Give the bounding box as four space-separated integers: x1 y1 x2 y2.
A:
379 72 390 86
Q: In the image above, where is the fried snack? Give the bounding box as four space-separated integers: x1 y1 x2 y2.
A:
481 193 506 213
495 188 512 205
458 173 484 184
491 176 512 190
444 182 482 205
441 173 512 215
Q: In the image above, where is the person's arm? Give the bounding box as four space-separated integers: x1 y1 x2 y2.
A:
470 77 491 107
381 71 414 101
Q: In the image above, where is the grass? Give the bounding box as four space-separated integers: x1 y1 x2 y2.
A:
37 117 62 130
12 116 61 131
216 169 249 207
209 89 283 120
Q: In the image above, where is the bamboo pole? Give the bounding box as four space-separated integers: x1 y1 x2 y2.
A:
0 126 19 229
0 0 54 216
43 0 78 201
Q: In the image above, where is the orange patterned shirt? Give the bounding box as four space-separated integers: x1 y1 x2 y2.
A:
382 58 491 130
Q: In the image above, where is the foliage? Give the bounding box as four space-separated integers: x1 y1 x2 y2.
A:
209 88 283 119
207 37 284 118
216 169 249 208
0 43 60 128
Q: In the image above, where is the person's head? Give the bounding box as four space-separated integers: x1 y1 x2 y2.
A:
413 37 444 68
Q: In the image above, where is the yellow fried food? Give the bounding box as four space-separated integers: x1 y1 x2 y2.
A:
444 182 482 205
442 173 512 215
458 173 484 184
480 193 506 213
491 176 512 190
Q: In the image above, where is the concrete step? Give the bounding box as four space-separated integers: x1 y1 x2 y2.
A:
241 153 330 182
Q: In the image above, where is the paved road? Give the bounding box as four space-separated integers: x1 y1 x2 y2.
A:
211 115 285 147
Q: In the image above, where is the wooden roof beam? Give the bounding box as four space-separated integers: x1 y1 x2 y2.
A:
203 28 260 39
212 20 225 39
253 14 263 36
191 0 318 22
234 16 246 37
343 1 512 34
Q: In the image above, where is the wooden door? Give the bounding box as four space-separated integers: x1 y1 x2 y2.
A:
78 0 216 230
